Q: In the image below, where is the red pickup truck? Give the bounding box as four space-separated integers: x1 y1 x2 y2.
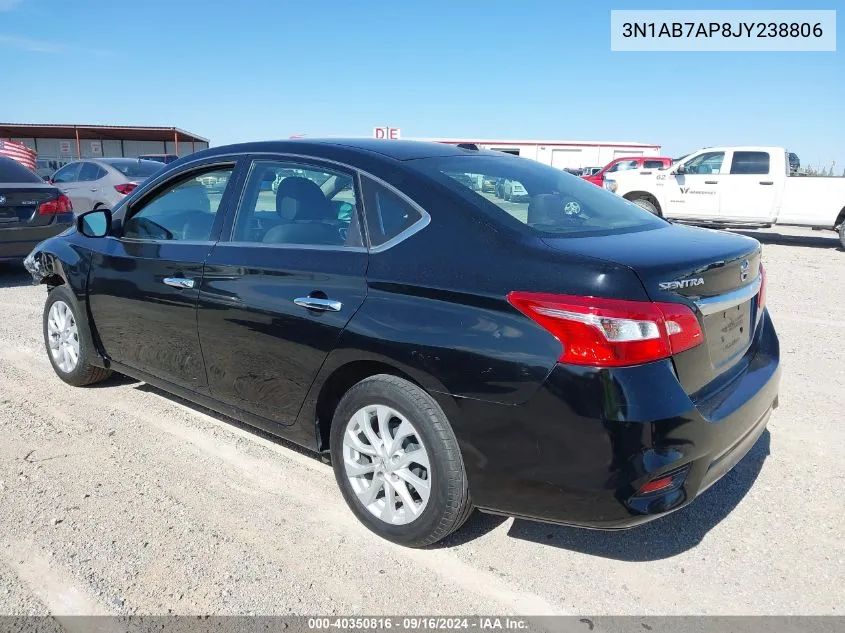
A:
581 156 673 187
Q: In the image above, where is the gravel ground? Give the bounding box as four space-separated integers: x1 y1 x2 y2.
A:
0 226 843 617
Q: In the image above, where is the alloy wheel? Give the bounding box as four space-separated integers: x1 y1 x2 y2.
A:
47 300 80 373
342 404 432 525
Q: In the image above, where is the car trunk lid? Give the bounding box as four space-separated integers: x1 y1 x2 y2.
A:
0 184 62 227
542 223 764 396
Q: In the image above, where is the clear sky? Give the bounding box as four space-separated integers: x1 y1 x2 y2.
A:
1 0 842 169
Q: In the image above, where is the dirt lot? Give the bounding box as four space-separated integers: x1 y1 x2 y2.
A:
0 227 843 616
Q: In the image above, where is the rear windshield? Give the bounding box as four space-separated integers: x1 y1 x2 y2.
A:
0 156 42 183
104 159 163 178
416 155 666 236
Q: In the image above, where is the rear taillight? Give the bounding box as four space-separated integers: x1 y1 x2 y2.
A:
506 292 704 367
758 263 766 312
114 183 138 195
37 194 73 215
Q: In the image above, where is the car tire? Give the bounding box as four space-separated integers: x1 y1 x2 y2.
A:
839 222 845 250
43 286 112 387
631 196 660 216
330 374 473 547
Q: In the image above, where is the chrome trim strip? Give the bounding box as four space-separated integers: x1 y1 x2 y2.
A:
694 274 762 316
131 150 433 254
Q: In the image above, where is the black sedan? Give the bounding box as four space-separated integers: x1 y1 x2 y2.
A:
24 139 780 547
0 156 74 262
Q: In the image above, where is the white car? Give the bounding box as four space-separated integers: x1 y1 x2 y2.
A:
604 146 845 248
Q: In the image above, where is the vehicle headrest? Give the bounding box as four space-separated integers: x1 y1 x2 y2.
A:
275 177 333 222
526 194 563 226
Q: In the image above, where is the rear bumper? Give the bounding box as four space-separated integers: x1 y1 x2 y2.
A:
0 215 74 262
453 309 780 528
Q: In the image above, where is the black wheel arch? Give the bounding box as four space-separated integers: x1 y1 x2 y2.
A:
28 243 107 369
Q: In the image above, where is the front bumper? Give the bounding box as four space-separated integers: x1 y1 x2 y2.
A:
453 309 780 528
0 215 74 262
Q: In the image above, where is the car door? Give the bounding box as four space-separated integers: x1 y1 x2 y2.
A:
719 150 779 222
197 157 368 426
72 162 108 214
50 162 83 210
662 151 724 220
86 158 243 391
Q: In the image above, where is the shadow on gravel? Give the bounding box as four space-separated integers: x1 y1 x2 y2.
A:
132 382 326 463
0 263 33 289
730 229 842 250
505 430 771 561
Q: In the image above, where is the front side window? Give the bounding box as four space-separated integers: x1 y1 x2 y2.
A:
607 160 639 173
417 155 666 237
684 152 725 175
51 163 82 183
730 151 770 175
233 160 362 248
122 166 234 241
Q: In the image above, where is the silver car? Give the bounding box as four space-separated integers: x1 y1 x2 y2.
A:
48 158 164 214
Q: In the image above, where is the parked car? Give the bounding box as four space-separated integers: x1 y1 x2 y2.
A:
0 156 73 262
501 178 529 202
604 145 845 249
25 139 780 547
47 158 164 214
137 153 179 165
582 156 674 187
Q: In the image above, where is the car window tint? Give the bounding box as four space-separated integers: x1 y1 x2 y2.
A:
418 155 665 237
232 160 363 248
106 159 163 178
122 166 233 241
78 162 105 182
684 152 725 175
360 177 424 247
0 156 42 183
608 160 639 173
730 151 770 175
643 160 665 169
51 162 82 183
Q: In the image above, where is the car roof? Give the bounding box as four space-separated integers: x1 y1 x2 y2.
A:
186 138 495 163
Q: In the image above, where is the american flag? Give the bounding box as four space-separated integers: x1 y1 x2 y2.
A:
0 139 37 171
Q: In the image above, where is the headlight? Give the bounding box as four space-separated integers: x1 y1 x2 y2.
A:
604 179 618 193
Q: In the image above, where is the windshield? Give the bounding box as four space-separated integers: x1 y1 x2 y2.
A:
105 159 163 179
0 156 42 183
416 155 666 236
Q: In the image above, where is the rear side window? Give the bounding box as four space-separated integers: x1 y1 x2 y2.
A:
360 177 424 247
730 151 770 175
418 155 665 237
107 160 164 178
0 156 41 183
78 162 107 181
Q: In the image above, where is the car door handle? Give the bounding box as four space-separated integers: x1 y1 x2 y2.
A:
759 181 774 185
705 180 718 184
163 277 195 289
89 188 99 192
294 297 342 312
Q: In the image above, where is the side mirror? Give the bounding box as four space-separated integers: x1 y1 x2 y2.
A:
77 208 112 238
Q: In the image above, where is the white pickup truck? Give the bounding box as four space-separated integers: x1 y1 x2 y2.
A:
603 146 845 248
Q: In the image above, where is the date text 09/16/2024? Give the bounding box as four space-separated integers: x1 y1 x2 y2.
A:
307 618 529 630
